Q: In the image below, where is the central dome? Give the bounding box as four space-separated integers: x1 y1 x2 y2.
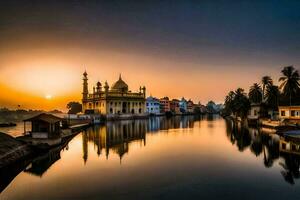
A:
111 74 128 92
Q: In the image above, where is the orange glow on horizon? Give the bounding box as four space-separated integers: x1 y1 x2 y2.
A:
0 45 277 111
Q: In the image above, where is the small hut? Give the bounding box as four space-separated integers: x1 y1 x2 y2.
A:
24 113 62 139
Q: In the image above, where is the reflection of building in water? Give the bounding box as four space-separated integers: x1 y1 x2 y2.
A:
280 137 300 155
226 120 300 185
82 120 146 162
152 116 195 132
82 116 200 163
24 138 71 176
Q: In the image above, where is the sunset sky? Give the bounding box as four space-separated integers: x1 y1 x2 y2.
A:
0 0 300 111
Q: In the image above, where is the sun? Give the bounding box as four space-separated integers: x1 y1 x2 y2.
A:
45 94 52 100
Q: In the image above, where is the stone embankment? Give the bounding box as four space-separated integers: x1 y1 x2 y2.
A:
0 132 33 169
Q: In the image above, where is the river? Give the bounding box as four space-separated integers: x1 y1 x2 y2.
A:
1 115 300 199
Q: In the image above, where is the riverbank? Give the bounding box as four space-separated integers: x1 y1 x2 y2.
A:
0 132 33 169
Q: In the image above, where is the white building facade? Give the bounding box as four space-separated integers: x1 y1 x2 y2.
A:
179 97 187 113
146 96 160 114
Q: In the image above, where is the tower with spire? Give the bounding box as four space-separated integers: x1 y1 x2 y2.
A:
81 71 146 115
82 71 89 100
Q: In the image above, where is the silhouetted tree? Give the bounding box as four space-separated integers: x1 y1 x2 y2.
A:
279 66 300 106
261 76 273 101
232 88 250 119
223 91 235 116
265 84 280 110
249 83 262 103
67 102 82 114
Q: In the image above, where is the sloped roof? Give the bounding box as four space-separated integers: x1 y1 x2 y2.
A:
24 113 62 123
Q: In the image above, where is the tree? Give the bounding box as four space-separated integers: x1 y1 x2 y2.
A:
249 83 262 104
279 66 300 106
261 76 273 101
206 100 217 113
223 91 235 116
265 84 280 110
67 102 82 114
224 88 250 119
233 88 250 119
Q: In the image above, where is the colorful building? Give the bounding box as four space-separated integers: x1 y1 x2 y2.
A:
146 96 160 115
170 99 180 114
159 97 170 113
187 99 195 113
279 106 300 121
179 97 187 113
82 71 146 115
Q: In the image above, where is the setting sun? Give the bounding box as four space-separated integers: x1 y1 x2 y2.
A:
45 94 52 100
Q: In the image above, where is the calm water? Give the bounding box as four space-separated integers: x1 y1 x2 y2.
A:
1 115 300 200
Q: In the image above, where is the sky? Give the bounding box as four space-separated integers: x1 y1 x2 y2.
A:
0 0 300 111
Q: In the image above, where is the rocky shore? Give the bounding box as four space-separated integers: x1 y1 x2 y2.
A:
0 132 33 169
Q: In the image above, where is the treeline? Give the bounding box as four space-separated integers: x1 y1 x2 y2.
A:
0 108 63 123
223 66 300 119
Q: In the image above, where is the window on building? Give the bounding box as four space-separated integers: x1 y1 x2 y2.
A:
146 103 149 106
281 111 285 116
110 108 113 113
291 110 295 116
282 143 286 150
254 110 257 116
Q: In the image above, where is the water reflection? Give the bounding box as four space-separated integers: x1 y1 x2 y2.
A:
3 115 300 199
225 119 300 185
82 120 147 163
82 115 200 163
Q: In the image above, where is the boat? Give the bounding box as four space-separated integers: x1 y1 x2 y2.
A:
283 130 300 139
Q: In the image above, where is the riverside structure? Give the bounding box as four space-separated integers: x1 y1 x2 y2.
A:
82 71 146 116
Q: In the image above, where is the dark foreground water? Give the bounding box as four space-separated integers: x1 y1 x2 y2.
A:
1 115 300 200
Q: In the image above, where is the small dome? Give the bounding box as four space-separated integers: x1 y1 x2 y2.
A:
96 81 101 87
111 74 128 92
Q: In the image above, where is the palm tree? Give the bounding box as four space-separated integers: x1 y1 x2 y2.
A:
265 84 280 110
224 91 235 115
261 76 273 102
233 88 250 119
279 66 300 106
249 83 262 104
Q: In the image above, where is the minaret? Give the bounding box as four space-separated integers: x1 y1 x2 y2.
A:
82 71 89 100
96 81 102 93
104 81 109 94
142 86 146 97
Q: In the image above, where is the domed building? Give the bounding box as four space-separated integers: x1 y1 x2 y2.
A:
111 75 129 92
82 71 146 116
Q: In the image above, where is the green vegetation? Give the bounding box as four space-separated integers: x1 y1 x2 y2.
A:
279 66 300 106
249 83 262 104
0 108 63 123
223 66 300 118
67 102 82 114
224 88 250 119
